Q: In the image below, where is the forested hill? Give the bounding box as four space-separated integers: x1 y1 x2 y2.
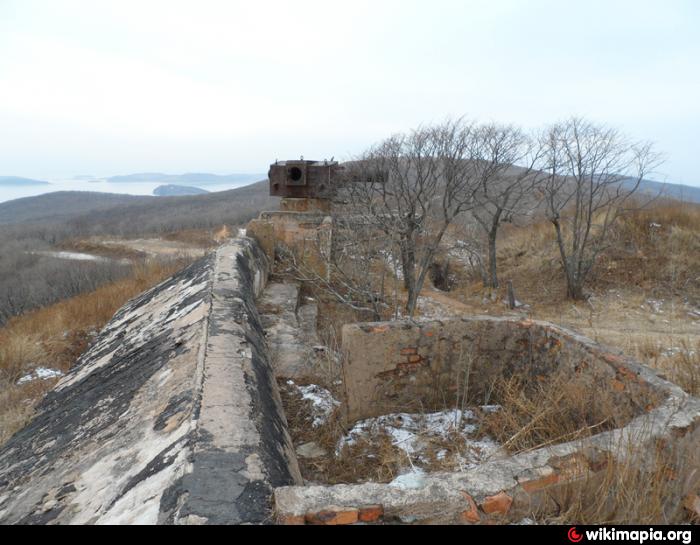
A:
0 180 272 236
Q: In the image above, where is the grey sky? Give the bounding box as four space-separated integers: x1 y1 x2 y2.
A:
0 0 698 185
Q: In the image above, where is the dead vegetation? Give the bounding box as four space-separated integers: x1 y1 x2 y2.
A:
479 371 636 455
443 200 700 397
539 441 699 525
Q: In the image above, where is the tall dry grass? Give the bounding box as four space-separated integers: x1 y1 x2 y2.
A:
0 257 191 445
477 363 697 525
479 372 635 455
541 439 699 525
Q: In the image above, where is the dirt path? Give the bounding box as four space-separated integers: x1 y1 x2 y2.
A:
418 287 700 374
101 238 210 259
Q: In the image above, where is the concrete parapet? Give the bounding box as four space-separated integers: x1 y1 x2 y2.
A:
0 237 301 525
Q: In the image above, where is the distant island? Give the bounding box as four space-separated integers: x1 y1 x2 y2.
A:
153 184 210 197
107 172 265 185
0 176 50 186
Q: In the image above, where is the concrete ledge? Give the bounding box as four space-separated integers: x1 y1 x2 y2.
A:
0 237 301 525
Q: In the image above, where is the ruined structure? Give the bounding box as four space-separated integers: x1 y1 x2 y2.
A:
0 164 697 525
268 159 342 202
275 318 699 524
247 159 340 278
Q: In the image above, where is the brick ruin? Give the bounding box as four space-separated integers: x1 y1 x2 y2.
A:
246 161 700 525
272 317 699 525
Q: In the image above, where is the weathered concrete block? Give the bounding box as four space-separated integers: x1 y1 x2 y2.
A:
246 210 332 279
0 237 301 525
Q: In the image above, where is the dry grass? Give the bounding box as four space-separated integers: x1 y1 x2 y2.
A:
451 200 700 305
669 339 700 396
162 226 229 247
57 238 147 260
0 257 192 445
596 201 700 293
540 440 699 525
479 371 637 455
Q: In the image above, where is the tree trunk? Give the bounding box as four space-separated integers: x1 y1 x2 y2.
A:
487 229 499 289
399 240 417 315
400 242 414 292
567 276 585 301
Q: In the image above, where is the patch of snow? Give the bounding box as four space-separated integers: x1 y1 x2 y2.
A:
662 347 696 358
516 518 537 525
30 251 130 265
238 228 247 237
390 468 427 490
17 367 64 385
687 307 700 319
380 250 403 279
646 299 664 314
287 381 340 427
337 408 503 469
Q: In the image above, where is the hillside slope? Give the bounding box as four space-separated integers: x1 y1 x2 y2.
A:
0 180 272 234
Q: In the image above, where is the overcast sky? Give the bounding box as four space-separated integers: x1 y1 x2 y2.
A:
0 0 698 185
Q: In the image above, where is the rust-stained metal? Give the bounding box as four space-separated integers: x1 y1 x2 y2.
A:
268 160 343 199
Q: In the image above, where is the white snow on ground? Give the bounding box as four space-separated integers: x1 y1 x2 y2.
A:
380 250 404 280
286 380 340 427
662 346 697 358
17 367 64 385
645 299 665 314
390 468 427 489
29 251 132 265
685 302 700 319
337 407 503 469
31 251 111 263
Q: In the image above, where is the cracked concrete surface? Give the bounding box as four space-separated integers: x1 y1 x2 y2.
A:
0 237 301 525
258 282 322 380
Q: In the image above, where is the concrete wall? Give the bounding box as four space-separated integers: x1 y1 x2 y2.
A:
341 317 665 423
0 238 301 525
247 210 332 279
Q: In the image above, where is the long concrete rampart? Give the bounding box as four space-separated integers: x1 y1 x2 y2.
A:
0 237 301 525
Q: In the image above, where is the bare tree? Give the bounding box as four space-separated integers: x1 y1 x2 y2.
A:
341 118 500 317
278 217 398 321
540 117 662 300
471 124 544 289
